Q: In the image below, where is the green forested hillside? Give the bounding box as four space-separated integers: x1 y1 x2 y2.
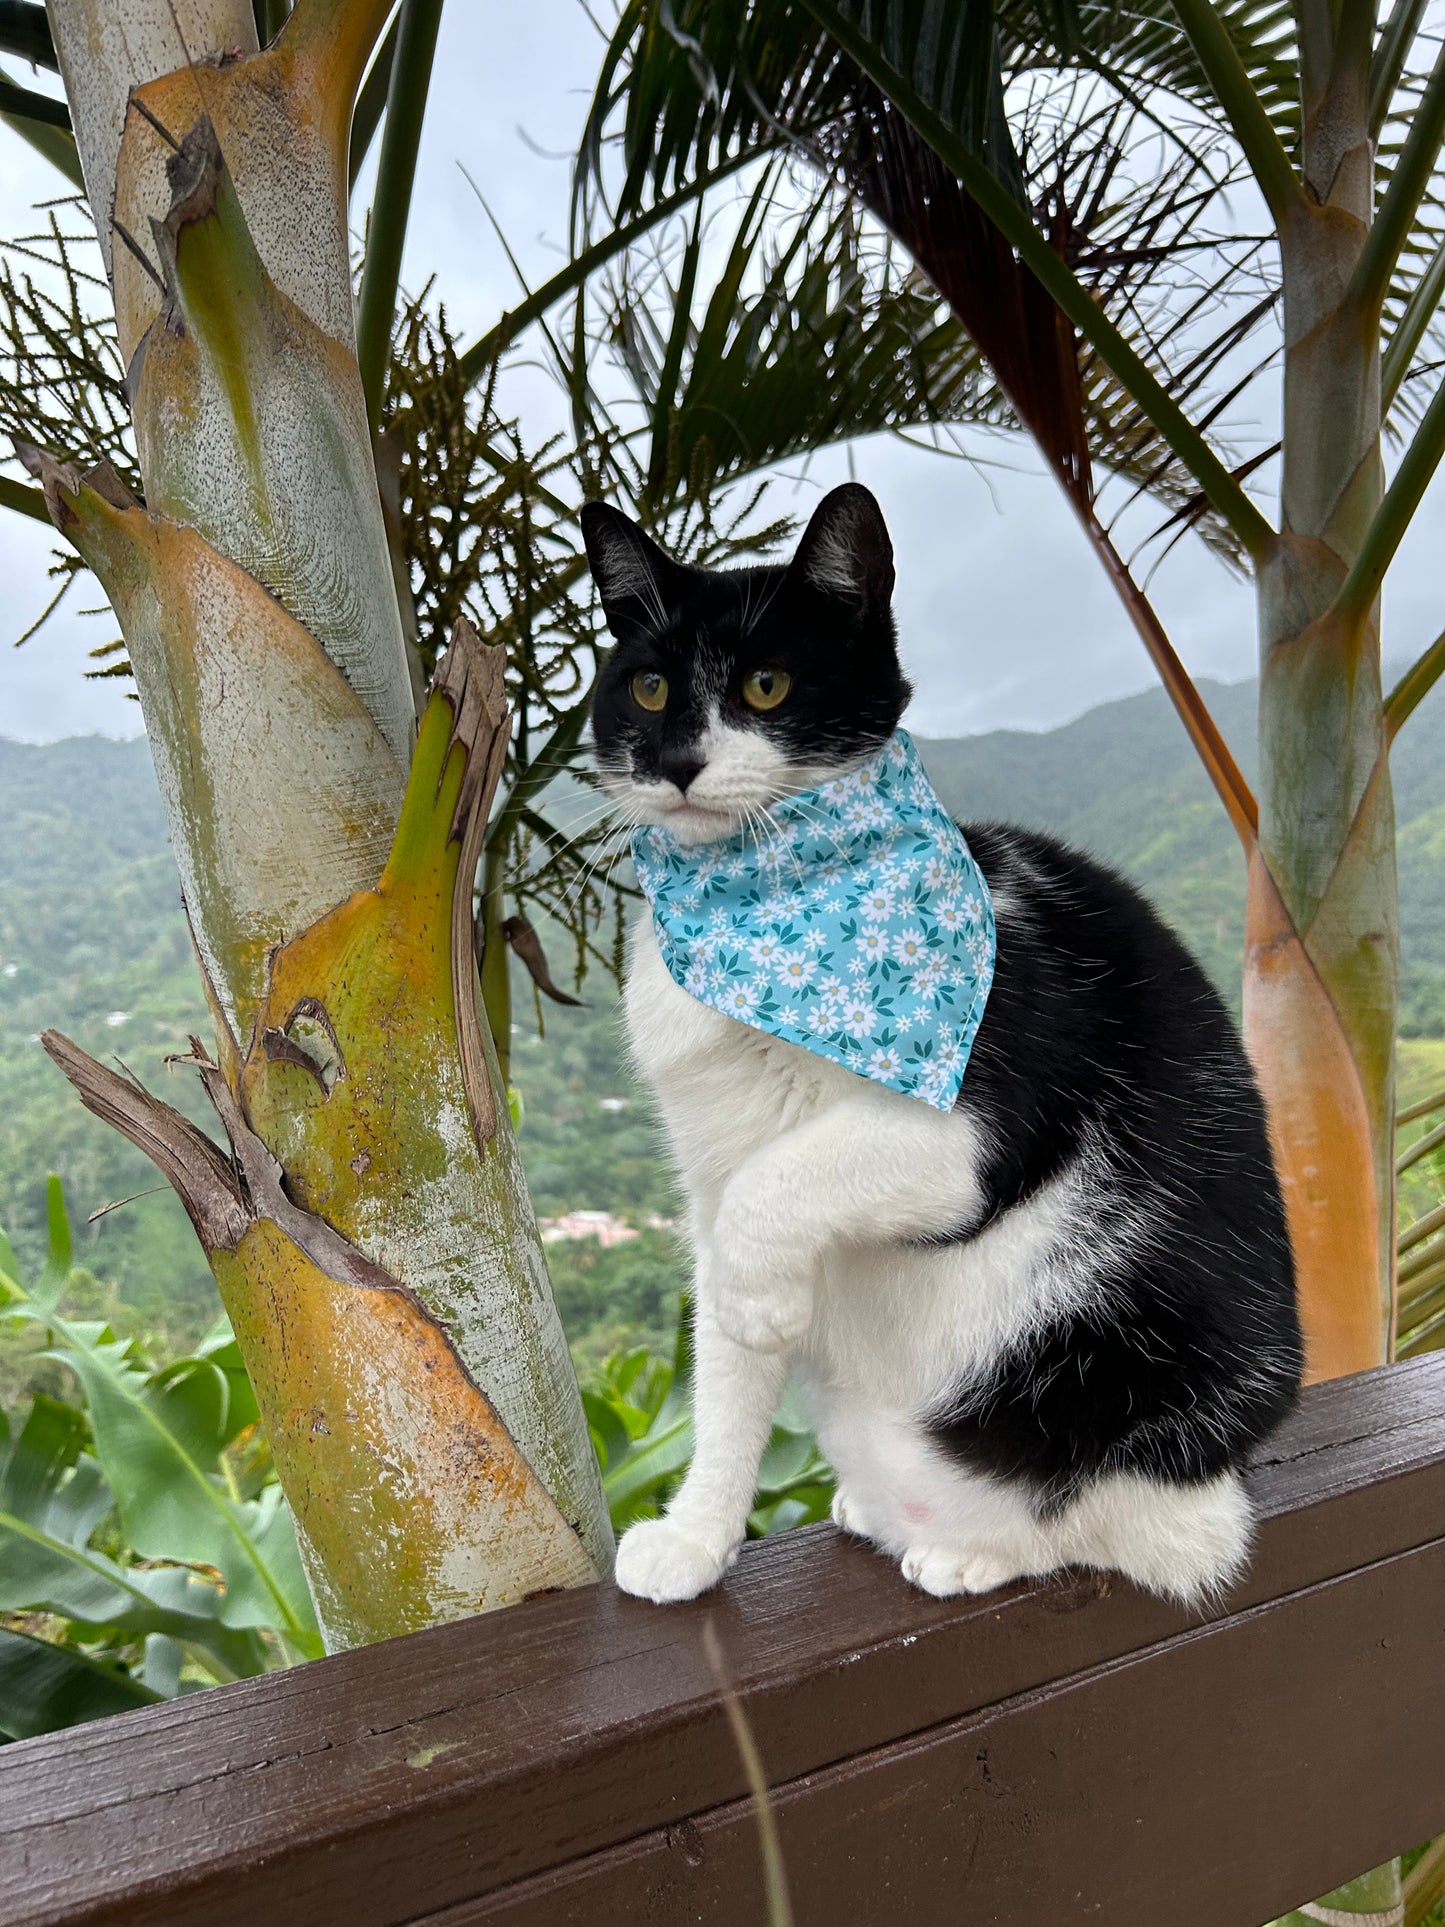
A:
2 670 1441 1358
923 674 1445 1024
0 737 218 1347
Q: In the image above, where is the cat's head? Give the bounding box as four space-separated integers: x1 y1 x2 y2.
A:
581 483 911 844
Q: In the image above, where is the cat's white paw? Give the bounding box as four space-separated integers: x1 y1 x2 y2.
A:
831 1487 871 1538
614 1518 737 1604
901 1544 1035 1598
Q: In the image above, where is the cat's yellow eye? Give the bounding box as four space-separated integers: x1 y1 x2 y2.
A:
743 666 791 711
632 669 668 713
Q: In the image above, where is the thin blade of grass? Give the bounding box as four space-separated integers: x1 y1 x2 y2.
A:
701 1617 794 1927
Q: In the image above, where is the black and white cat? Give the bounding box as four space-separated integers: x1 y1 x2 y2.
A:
581 482 1301 1608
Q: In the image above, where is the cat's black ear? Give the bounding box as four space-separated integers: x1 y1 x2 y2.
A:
788 483 895 617
580 501 676 637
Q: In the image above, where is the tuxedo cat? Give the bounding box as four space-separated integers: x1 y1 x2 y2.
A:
581 483 1301 1608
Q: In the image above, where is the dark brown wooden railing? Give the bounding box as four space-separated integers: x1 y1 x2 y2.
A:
3 1353 1445 1927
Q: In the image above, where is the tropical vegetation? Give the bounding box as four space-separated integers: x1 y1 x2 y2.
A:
0 1179 830 1741
2 0 1445 1913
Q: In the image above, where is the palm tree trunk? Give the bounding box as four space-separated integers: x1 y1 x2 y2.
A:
33 0 612 1649
1261 24 1402 1922
1245 22 1398 1381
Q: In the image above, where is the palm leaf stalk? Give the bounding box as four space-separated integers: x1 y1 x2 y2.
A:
19 0 613 1650
1241 0 1401 1390
355 0 445 430
0 0 82 188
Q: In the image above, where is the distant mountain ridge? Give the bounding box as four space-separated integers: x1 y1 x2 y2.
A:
4 670 1442 1020
918 673 1445 1025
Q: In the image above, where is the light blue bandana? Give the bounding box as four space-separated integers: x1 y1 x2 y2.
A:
632 730 995 1111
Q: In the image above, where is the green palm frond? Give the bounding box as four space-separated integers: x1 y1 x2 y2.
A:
581 188 1003 519
0 3 57 71
577 6 1279 564
1378 60 1445 442
1002 0 1303 166
574 0 1303 225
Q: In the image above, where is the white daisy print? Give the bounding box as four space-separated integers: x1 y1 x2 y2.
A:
720 980 764 1019
935 1037 963 1072
843 797 889 833
842 1001 879 1039
868 1046 903 1078
893 927 929 966
920 1066 954 1107
857 884 896 923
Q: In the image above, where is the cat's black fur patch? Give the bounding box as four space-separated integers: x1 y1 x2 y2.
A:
586 483 1301 1507
931 823 1300 1504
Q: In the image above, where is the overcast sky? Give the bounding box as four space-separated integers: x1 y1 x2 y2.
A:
1 1 1441 746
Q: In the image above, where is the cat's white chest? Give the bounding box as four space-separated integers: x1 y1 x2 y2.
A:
622 908 1080 1474
623 914 857 1211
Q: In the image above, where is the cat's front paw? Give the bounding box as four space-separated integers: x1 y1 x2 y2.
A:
901 1544 1036 1598
614 1518 737 1604
831 1486 873 1539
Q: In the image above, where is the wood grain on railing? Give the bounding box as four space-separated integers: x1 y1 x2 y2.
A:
3 1355 1444 1927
